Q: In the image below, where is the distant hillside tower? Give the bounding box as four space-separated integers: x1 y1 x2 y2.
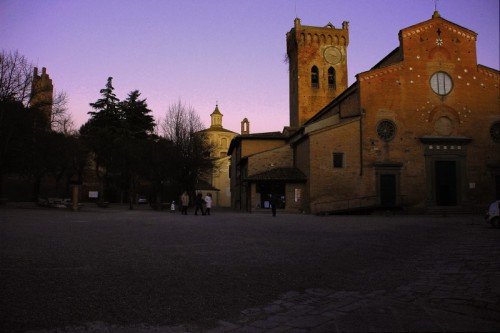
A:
287 18 349 127
30 67 53 127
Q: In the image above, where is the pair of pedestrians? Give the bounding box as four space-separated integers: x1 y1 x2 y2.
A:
195 192 213 215
179 191 213 215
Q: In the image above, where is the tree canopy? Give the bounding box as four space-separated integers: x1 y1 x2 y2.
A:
0 50 32 105
1 59 215 204
80 79 214 207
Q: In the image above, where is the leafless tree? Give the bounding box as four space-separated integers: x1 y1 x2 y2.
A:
160 100 205 145
159 100 215 193
0 50 33 105
50 90 76 134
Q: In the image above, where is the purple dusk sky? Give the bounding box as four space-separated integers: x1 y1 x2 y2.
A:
1 0 498 134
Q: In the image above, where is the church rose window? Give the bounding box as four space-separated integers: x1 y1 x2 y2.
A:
377 120 397 141
490 121 500 143
430 71 453 96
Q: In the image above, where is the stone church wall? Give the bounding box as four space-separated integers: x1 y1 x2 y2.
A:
247 144 294 176
307 119 362 212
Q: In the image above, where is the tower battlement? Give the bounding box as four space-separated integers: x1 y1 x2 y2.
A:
287 18 349 49
30 66 53 128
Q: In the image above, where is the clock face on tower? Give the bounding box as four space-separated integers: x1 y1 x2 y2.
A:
324 46 342 65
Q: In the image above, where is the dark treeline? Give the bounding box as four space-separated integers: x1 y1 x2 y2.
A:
0 50 214 208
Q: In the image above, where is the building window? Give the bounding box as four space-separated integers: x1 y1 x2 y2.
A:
377 119 397 142
490 121 500 143
294 188 302 202
221 137 228 148
430 71 453 96
328 67 336 89
333 153 344 168
311 66 319 88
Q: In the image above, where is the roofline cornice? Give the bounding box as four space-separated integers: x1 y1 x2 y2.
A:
358 64 404 81
478 65 500 79
400 16 477 41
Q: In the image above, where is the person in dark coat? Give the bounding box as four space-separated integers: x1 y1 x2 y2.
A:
194 192 205 216
270 194 278 217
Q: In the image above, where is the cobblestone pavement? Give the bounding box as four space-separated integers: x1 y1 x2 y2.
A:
210 222 500 333
1 204 499 332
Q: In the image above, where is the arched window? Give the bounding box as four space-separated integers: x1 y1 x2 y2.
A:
221 137 228 149
311 66 319 88
328 67 336 89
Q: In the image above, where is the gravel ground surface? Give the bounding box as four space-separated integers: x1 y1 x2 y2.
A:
0 203 499 332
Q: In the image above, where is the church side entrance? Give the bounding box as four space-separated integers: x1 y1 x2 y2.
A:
380 174 397 207
496 175 500 199
375 163 403 208
256 182 285 210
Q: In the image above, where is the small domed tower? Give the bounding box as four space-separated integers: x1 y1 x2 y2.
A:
210 104 223 128
197 104 238 208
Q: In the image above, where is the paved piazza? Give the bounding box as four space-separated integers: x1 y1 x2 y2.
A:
1 204 499 332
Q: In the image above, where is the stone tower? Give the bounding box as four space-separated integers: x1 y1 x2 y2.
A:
287 18 349 127
30 67 53 127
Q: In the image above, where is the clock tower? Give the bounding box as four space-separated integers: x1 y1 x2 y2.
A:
287 18 349 127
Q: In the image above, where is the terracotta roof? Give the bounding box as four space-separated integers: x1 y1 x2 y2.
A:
194 180 220 191
245 167 307 182
201 126 237 134
242 131 285 138
211 105 222 115
228 131 287 155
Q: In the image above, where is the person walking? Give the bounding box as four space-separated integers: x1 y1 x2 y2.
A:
180 191 189 215
270 194 278 217
194 192 205 216
204 193 212 216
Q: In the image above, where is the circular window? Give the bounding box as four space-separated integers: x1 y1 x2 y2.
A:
430 71 453 96
490 121 500 143
377 120 397 141
434 116 453 136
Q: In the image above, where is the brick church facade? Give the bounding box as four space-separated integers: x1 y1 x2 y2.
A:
229 11 500 214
